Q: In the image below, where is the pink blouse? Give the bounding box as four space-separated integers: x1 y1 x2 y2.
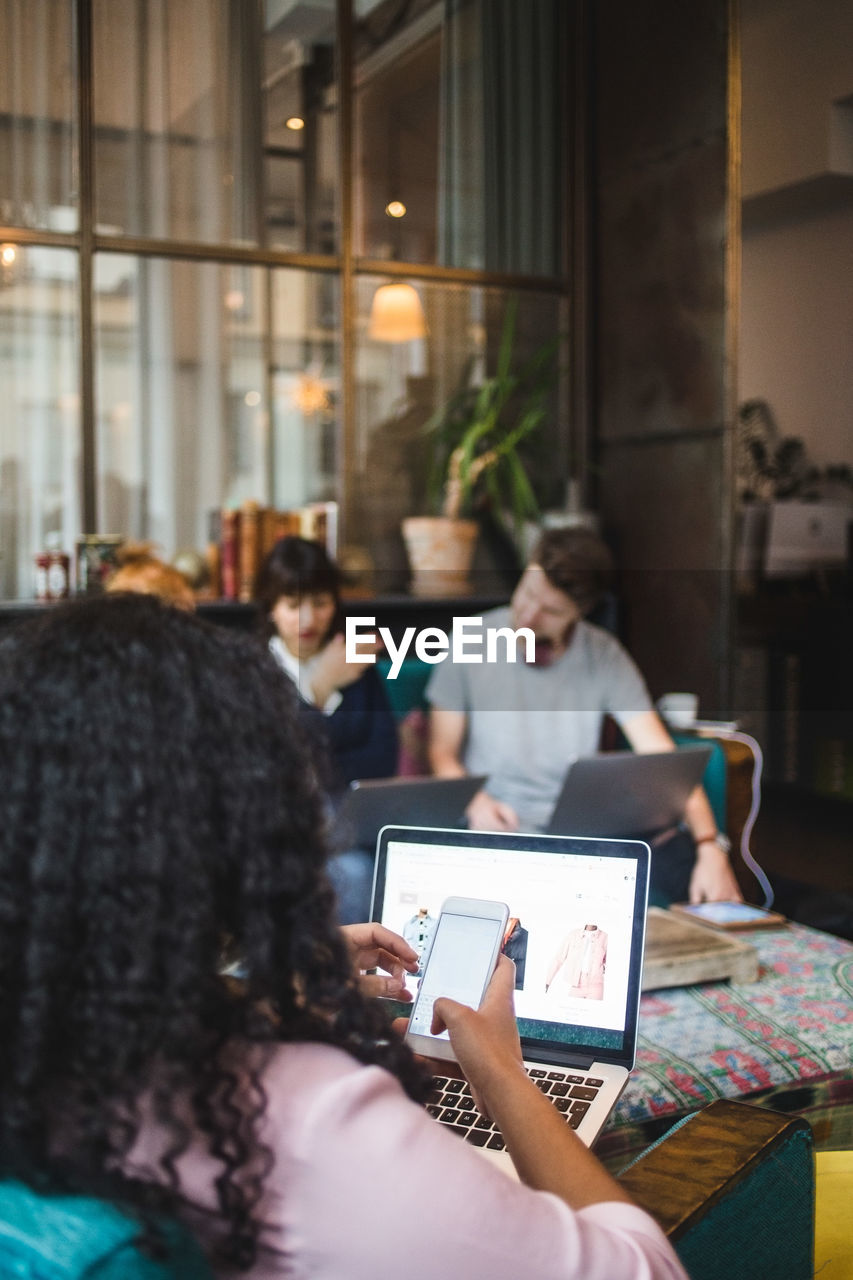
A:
132 1042 687 1280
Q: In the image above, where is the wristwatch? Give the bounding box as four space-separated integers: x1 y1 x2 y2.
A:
695 832 732 854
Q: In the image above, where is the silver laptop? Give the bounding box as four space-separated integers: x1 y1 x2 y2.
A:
544 746 712 838
331 775 487 850
372 825 650 1173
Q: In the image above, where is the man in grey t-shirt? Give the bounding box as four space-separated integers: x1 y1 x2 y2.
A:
427 529 742 904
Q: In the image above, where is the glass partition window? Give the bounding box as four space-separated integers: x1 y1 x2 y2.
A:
95 255 270 552
0 246 81 598
94 255 339 555
352 277 568 588
270 269 340 507
0 0 77 232
262 1 338 253
354 0 567 275
93 0 261 245
0 1 571 600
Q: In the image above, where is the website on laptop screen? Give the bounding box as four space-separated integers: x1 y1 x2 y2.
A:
377 835 643 1053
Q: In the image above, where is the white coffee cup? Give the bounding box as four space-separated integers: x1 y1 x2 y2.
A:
657 692 699 729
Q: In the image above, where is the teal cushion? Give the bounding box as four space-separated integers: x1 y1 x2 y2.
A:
617 1114 814 1280
673 1126 814 1280
0 1180 212 1279
377 657 433 720
671 733 728 833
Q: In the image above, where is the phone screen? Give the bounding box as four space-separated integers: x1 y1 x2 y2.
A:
681 901 774 925
408 912 504 1043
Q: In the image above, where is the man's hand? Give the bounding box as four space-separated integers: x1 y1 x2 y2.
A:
341 922 418 1000
466 789 520 832
688 842 744 903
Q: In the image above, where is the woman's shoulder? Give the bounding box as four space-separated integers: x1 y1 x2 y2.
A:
258 1041 409 1130
261 1039 366 1091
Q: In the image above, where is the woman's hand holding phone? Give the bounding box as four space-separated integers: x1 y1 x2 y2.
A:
407 947 636 1211
404 897 508 1062
429 955 526 1119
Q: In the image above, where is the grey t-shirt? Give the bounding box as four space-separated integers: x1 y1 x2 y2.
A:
426 607 653 829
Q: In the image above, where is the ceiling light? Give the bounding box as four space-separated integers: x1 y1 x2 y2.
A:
286 116 305 131
368 283 427 343
385 200 406 218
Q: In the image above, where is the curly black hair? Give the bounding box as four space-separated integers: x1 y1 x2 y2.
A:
0 595 429 1268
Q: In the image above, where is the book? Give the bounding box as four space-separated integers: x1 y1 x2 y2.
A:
220 509 240 601
215 501 339 602
238 500 262 602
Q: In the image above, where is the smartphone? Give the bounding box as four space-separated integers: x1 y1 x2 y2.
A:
404 896 509 1061
670 901 786 930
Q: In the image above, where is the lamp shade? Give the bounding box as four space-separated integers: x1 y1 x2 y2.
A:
368 282 427 342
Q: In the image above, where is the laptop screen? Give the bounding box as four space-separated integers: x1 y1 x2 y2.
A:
372 826 649 1068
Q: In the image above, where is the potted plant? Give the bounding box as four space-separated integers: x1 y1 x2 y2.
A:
403 300 557 596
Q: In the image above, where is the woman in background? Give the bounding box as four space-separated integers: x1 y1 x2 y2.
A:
0 596 686 1280
255 537 398 922
255 536 397 786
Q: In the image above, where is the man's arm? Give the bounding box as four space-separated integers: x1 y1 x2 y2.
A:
427 706 468 779
428 706 519 831
620 709 743 904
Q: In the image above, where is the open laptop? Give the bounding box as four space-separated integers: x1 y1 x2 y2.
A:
331 775 487 850
544 745 712 838
372 825 650 1172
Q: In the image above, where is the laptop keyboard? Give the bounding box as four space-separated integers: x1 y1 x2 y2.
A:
427 1067 605 1148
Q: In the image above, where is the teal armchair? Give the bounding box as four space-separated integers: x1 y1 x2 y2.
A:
0 1181 212 1279
618 1099 815 1280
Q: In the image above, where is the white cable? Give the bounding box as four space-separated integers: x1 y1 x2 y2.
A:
692 722 774 909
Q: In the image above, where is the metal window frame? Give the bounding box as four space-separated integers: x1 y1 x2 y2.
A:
0 0 579 552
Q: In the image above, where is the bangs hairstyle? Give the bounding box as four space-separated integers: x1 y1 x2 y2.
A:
0 595 428 1269
532 528 615 617
254 537 342 639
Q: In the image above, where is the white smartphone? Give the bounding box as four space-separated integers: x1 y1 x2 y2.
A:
404 896 509 1062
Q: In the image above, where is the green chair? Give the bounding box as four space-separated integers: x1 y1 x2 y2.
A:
0 1180 212 1279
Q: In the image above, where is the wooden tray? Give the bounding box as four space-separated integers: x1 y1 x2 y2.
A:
642 907 760 991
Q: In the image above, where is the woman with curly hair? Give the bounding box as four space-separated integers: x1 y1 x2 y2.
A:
0 596 685 1280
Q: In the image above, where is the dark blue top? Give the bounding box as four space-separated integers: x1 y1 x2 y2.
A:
305 666 398 788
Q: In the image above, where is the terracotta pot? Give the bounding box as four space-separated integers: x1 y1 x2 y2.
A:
401 516 479 597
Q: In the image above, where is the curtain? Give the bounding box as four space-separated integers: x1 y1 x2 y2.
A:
439 0 565 276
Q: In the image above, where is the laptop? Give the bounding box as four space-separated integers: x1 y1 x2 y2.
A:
331 775 488 850
544 745 712 838
371 825 650 1173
